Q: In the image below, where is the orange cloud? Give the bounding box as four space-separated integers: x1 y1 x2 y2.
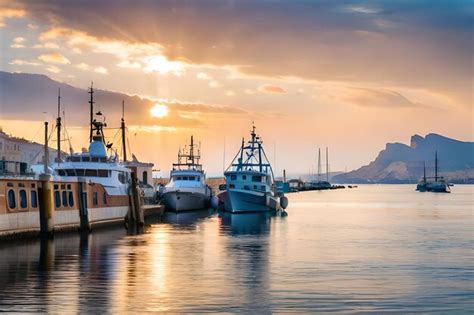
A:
258 85 287 94
0 8 25 27
38 52 71 64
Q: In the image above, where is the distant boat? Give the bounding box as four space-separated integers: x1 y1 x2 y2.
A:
220 124 288 213
416 151 450 193
162 136 213 211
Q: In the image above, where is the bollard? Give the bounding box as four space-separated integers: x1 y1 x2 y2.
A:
38 173 54 236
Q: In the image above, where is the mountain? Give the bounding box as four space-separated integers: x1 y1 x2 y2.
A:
333 134 474 183
0 71 154 126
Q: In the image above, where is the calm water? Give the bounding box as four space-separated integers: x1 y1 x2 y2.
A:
0 185 473 313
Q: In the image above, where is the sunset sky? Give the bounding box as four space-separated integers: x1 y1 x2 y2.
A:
0 0 472 177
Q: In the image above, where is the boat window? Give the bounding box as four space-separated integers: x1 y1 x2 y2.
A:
99 157 107 162
253 185 257 190
230 175 236 180
182 176 189 181
82 156 90 162
242 175 247 180
189 176 195 181
62 191 68 207
7 190 16 209
54 191 61 208
260 186 266 191
66 169 76 176
30 190 38 208
68 191 74 207
58 169 66 176
93 192 98 206
118 172 127 184
196 176 200 181
91 157 99 162
54 184 59 189
176 176 182 180
85 169 97 177
243 185 250 190
103 192 107 205
252 175 262 182
67 184 71 190
71 156 81 162
19 189 27 209
229 184 235 189
98 169 109 177
76 169 85 176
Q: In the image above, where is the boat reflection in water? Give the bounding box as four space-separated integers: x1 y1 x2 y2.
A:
218 212 272 235
162 209 215 225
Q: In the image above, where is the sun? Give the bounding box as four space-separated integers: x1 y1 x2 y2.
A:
150 103 169 118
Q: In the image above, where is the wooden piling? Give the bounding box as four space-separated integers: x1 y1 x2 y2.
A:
38 173 54 235
127 172 144 234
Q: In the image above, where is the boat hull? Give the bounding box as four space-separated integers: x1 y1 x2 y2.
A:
162 191 210 211
223 190 278 213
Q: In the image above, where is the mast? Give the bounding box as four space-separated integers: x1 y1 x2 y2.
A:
44 121 49 174
435 151 438 181
88 82 95 143
56 88 61 165
317 148 321 179
121 100 127 161
258 142 263 172
239 137 244 171
326 147 329 182
189 135 194 165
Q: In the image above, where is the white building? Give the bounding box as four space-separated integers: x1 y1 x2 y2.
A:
0 128 63 175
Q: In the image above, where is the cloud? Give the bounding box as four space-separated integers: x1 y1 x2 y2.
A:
344 5 381 14
258 85 287 94
13 0 471 107
0 8 25 27
9 59 40 66
45 65 61 73
338 87 419 108
32 42 60 49
94 66 108 74
75 62 89 70
10 36 25 48
38 52 71 64
196 72 211 80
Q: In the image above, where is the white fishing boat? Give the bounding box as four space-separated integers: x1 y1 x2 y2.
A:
162 136 213 211
221 124 288 213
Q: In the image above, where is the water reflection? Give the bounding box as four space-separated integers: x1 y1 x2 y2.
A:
162 209 215 226
218 212 272 235
0 185 472 312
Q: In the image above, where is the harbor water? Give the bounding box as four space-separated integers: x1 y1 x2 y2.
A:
0 185 472 313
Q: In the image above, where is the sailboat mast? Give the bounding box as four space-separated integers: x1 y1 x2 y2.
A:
88 82 95 143
326 147 329 182
435 151 438 181
121 100 127 161
56 88 61 165
317 148 321 179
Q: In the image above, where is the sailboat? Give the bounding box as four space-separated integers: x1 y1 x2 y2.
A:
416 151 450 193
220 124 288 213
162 136 213 211
310 147 331 190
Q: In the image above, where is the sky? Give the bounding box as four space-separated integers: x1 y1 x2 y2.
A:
0 0 472 177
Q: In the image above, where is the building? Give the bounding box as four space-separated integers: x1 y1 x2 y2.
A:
0 128 63 175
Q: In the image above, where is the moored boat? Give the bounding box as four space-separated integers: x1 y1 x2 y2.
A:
162 136 213 211
221 124 288 213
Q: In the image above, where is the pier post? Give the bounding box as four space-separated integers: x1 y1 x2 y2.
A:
127 172 144 234
38 173 54 236
78 180 90 232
